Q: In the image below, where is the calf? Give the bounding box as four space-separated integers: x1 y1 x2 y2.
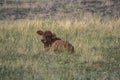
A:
37 30 74 53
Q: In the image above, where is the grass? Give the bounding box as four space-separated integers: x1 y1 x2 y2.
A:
0 17 120 80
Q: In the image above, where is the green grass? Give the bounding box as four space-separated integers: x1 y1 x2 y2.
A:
0 17 120 80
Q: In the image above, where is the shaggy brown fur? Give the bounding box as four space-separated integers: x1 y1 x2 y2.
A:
37 30 74 53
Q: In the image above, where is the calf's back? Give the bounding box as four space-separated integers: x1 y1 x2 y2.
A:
50 40 74 53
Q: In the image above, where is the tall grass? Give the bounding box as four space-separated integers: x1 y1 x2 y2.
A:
0 17 120 80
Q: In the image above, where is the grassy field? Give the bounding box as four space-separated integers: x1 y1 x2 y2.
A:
0 17 120 80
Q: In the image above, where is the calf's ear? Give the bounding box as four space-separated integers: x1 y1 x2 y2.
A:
37 30 43 35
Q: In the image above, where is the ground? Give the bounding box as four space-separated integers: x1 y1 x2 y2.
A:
0 0 120 20
0 0 120 80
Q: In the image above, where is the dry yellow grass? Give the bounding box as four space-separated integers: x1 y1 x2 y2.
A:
0 17 120 80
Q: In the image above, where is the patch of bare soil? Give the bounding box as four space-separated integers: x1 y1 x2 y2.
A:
0 0 120 20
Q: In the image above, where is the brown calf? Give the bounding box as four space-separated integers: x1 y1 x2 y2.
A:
37 30 74 53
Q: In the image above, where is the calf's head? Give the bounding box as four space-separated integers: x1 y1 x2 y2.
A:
37 30 59 48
